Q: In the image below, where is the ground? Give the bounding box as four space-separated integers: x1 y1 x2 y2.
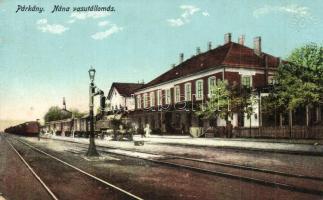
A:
0 133 322 200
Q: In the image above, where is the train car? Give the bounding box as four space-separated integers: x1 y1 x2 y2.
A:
73 115 90 137
4 121 39 137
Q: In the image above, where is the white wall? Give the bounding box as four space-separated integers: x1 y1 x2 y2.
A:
216 113 238 127
109 88 126 110
125 97 136 111
109 87 136 111
244 95 260 127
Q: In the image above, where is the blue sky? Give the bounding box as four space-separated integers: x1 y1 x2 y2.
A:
0 0 322 121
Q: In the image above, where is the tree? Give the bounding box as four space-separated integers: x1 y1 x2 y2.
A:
288 43 323 73
44 106 72 122
272 62 321 136
196 80 255 130
70 108 86 118
196 80 231 123
287 43 323 125
265 43 323 137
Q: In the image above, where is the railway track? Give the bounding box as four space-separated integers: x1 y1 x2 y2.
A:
14 136 323 197
5 138 58 200
44 138 323 197
93 146 323 196
7 137 143 200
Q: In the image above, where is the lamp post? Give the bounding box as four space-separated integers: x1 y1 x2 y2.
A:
86 66 99 156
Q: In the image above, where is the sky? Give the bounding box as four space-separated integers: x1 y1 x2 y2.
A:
0 0 322 122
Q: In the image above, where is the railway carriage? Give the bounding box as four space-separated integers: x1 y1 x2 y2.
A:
4 121 39 137
72 116 90 137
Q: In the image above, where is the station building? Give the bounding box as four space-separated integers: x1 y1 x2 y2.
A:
129 33 281 134
107 82 144 112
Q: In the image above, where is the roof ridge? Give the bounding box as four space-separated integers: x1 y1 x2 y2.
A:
221 42 234 64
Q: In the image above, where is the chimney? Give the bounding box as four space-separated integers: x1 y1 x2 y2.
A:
179 53 184 63
253 36 261 55
208 41 212 50
224 33 232 44
196 47 201 55
238 35 245 45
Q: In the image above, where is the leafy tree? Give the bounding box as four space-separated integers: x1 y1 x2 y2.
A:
287 43 323 125
196 80 255 128
196 80 231 122
270 43 323 130
70 108 86 118
288 43 323 73
271 63 321 134
44 106 72 122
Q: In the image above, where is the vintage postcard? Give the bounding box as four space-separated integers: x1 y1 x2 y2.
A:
0 0 322 200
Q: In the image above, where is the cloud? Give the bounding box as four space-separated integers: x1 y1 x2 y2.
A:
36 19 68 34
70 11 111 20
253 4 317 29
167 5 201 27
180 5 200 19
91 24 123 40
167 18 185 27
202 11 209 17
253 4 310 18
98 20 109 27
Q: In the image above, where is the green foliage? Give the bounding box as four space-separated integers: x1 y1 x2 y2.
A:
287 43 323 72
196 80 230 120
44 106 72 122
195 80 255 123
70 108 86 118
271 43 323 112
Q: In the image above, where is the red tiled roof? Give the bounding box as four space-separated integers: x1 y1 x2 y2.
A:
108 82 144 98
140 42 280 90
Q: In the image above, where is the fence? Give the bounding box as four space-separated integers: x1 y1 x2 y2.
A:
233 126 323 139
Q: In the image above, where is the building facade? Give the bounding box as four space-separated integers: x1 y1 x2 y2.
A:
107 82 144 112
130 33 280 134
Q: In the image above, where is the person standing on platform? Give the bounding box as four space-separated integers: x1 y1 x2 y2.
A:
226 121 233 138
144 124 151 137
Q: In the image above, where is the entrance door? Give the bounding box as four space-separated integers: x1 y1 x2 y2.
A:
165 112 172 133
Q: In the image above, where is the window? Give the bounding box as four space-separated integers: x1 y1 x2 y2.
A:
241 76 252 87
143 93 148 108
208 76 216 97
150 92 155 107
157 90 162 105
136 95 141 109
184 83 191 101
195 80 204 100
165 89 171 104
174 86 180 103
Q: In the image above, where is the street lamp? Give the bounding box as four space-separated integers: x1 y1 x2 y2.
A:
89 66 96 82
86 66 99 156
